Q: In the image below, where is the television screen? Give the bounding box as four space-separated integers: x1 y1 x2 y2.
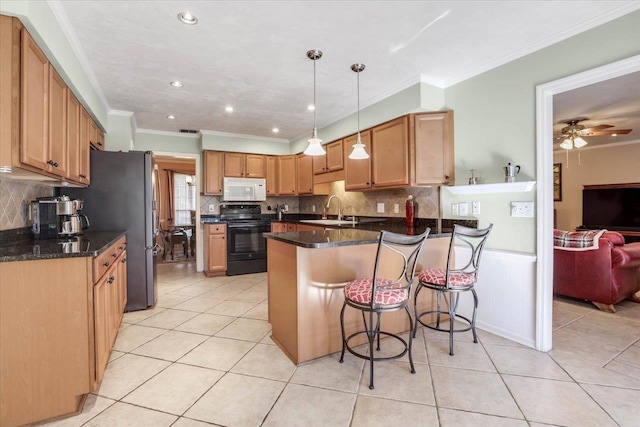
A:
582 187 640 230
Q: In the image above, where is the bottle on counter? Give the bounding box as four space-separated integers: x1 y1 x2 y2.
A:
406 195 415 228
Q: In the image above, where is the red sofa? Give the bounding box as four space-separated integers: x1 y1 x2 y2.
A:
553 230 640 312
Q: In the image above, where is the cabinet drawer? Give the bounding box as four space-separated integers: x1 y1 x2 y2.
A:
93 236 126 283
207 224 226 235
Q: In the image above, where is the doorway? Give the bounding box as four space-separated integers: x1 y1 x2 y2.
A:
535 54 640 351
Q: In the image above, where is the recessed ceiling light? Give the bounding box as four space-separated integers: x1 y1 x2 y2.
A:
307 104 315 111
612 133 618 136
178 12 198 25
272 128 279 133
167 115 176 120
170 80 183 88
225 106 234 112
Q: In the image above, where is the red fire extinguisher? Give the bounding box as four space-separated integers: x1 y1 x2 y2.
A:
406 195 415 228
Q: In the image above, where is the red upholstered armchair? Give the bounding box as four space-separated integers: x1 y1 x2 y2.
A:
553 230 640 312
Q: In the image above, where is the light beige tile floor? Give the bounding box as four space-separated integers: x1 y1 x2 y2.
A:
43 263 640 426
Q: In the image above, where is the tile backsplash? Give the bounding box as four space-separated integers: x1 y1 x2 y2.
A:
0 178 54 230
200 180 440 219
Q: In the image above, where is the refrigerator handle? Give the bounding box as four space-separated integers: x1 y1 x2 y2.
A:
146 243 162 256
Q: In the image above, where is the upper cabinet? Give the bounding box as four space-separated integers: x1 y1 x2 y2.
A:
413 111 454 185
312 139 343 175
204 150 224 195
296 154 313 195
224 152 266 178
277 155 296 195
266 155 278 196
344 131 372 191
0 16 102 186
371 116 410 189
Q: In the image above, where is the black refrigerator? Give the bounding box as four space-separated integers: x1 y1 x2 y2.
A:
65 150 158 311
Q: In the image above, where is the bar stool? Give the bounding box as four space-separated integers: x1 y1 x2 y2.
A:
339 229 430 390
413 224 493 356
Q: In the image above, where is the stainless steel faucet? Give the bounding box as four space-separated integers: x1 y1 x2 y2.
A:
326 195 342 221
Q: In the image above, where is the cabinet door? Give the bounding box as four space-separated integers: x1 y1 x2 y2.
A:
204 151 223 195
371 116 409 189
326 139 344 172
414 111 454 185
93 276 110 385
107 270 119 348
48 66 68 177
89 120 98 149
277 155 296 195
312 153 327 175
79 108 91 184
285 223 297 232
117 251 127 318
271 222 287 232
20 28 49 170
266 156 278 196
207 233 227 272
344 131 372 190
224 152 245 177
245 154 266 178
67 90 81 182
96 130 105 151
296 154 313 195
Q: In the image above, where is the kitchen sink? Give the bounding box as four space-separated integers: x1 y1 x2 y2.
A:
300 219 359 226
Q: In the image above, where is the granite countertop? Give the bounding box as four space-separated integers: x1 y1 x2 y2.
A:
0 230 127 262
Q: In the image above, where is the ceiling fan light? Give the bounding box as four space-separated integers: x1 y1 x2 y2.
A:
559 139 573 150
573 136 587 148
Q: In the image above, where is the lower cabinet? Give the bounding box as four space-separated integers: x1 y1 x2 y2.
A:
204 224 227 276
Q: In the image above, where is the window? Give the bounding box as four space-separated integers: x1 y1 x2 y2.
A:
174 173 196 225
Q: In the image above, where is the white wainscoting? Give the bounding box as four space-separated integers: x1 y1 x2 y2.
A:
454 247 537 348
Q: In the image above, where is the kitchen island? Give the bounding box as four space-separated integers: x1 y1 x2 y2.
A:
265 228 450 365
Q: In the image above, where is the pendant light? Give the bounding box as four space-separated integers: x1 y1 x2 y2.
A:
303 50 326 156
349 63 369 159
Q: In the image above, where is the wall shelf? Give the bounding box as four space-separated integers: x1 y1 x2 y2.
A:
443 181 536 195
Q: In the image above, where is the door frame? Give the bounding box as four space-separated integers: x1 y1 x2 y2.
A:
535 54 640 351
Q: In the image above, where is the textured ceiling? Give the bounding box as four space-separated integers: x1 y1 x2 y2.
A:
55 1 638 141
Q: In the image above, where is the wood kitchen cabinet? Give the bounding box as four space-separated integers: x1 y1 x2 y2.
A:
96 129 105 150
344 130 372 190
224 152 266 178
371 116 410 189
312 139 344 174
296 153 313 195
67 90 82 182
271 222 297 232
204 224 227 276
413 111 454 185
277 155 297 195
204 150 224 195
266 155 278 196
79 107 91 184
48 66 68 177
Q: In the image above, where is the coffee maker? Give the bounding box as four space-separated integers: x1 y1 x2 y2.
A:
30 196 89 239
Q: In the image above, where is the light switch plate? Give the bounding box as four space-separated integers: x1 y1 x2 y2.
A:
208 204 215 212
393 204 399 213
472 201 480 215
312 205 316 212
377 203 385 213
451 203 459 216
459 202 469 216
511 201 534 217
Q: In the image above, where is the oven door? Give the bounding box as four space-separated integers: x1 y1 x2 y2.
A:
226 222 270 263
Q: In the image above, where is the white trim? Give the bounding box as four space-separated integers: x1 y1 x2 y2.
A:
47 0 110 113
535 54 640 352
153 151 203 272
109 109 133 117
199 129 289 144
553 138 640 154
445 3 640 88
136 128 200 139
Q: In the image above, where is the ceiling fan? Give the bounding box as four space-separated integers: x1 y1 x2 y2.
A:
556 117 632 150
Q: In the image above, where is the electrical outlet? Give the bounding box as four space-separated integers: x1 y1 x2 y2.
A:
451 203 459 216
472 201 480 215
377 203 385 213
283 204 289 212
312 205 316 212
208 204 215 212
459 202 469 216
394 204 399 214
511 201 534 217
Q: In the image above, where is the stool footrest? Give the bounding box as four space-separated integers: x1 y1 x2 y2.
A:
344 330 409 362
416 310 473 333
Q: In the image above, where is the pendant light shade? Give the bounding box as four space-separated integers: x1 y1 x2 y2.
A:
349 63 369 160
573 136 587 148
560 138 573 150
304 50 326 156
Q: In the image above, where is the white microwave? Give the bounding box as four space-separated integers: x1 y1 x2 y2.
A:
222 177 267 201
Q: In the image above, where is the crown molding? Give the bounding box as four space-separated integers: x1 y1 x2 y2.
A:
136 128 201 139
444 3 640 88
109 109 133 117
199 129 290 144
47 0 111 113
553 138 640 153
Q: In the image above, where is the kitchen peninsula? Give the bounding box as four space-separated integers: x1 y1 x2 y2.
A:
265 227 450 364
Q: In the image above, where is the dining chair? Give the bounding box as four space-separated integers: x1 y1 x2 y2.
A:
413 224 493 356
339 229 430 389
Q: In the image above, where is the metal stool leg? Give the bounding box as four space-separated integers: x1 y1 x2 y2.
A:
413 284 423 339
339 302 347 363
405 306 416 374
368 311 375 390
448 293 456 356
471 288 479 343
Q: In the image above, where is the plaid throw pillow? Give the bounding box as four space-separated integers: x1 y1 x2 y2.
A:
553 229 607 251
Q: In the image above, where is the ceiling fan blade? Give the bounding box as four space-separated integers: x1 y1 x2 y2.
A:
587 129 632 136
581 124 614 132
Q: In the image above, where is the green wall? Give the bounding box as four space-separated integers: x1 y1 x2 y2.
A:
134 132 200 154
443 10 640 253
105 113 134 152
201 132 291 155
